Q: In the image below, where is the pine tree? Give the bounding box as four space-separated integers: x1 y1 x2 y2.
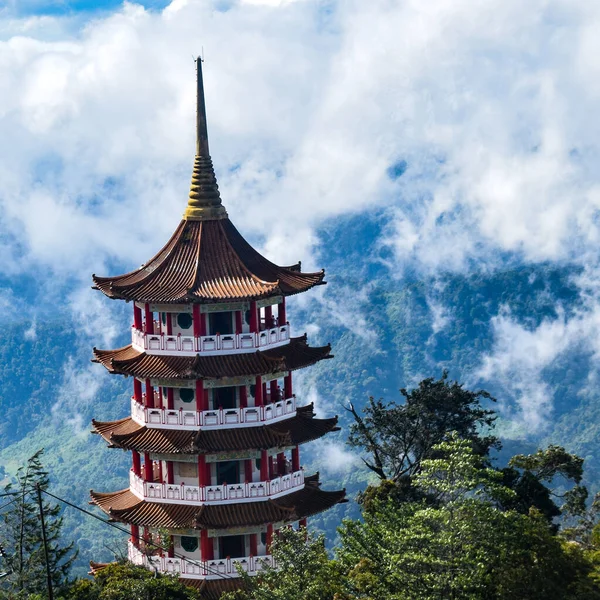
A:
0 449 77 599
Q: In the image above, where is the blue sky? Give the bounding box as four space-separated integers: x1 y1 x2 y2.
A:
4 0 170 17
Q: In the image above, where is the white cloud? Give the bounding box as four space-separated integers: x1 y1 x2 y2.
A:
0 0 594 284
474 293 600 434
24 319 36 340
2 0 600 436
310 439 360 475
51 357 102 435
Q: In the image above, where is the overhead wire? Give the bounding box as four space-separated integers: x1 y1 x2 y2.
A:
41 488 241 580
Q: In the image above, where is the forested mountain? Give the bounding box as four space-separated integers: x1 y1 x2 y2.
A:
1 210 598 574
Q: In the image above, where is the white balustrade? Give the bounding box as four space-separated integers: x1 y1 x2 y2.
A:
128 540 273 580
131 325 290 356
129 469 304 506
130 396 296 430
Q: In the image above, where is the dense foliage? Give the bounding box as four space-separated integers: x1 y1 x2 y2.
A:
64 563 199 600
226 437 600 600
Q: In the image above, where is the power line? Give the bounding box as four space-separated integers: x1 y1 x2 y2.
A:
0 494 22 512
41 489 240 581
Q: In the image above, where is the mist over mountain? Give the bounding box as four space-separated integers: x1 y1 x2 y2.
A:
1 208 597 573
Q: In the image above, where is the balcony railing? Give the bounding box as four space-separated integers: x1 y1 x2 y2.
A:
128 540 274 580
131 325 290 356
130 396 297 430
129 469 305 506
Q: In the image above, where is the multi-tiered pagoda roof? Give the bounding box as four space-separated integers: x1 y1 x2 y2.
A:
89 58 345 597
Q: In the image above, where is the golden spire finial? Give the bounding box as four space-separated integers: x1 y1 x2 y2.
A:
184 56 227 221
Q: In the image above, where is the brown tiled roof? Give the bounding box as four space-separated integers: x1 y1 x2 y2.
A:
189 577 245 600
92 336 332 380
92 404 340 454
92 417 196 454
89 561 110 575
92 219 325 303
90 475 346 530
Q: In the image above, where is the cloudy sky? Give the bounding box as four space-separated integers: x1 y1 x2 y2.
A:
2 0 600 437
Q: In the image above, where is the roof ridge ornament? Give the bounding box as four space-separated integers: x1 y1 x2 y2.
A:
184 56 228 221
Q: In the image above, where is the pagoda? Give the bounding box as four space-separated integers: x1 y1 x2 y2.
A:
89 59 346 599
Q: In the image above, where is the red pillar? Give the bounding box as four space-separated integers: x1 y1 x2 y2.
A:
284 372 292 398
235 311 243 334
249 301 258 333
265 305 273 329
278 297 286 325
167 388 174 410
196 380 206 412
239 385 248 409
168 536 174 558
254 377 263 407
277 452 286 476
193 304 201 338
299 517 308 529
292 446 300 472
144 380 154 408
143 453 153 482
250 533 258 556
245 459 253 483
270 379 279 402
132 451 141 476
144 303 153 334
131 523 140 544
166 312 173 336
201 530 213 561
260 450 269 481
133 378 142 403
133 304 142 329
198 455 207 487
268 456 275 479
262 382 268 404
167 461 174 484
266 524 273 553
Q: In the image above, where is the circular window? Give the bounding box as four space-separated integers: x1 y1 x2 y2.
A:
177 313 193 330
181 536 199 553
180 388 195 403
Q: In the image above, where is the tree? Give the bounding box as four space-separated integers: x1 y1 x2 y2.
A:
500 445 587 525
0 449 76 599
346 372 499 484
65 562 200 600
220 528 346 600
337 435 600 600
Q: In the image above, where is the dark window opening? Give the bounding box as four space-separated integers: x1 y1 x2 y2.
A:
216 461 240 486
209 311 233 335
181 536 199 552
213 386 236 410
220 534 245 559
177 312 193 329
180 388 195 403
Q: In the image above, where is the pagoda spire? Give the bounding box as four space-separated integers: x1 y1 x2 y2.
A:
184 57 227 221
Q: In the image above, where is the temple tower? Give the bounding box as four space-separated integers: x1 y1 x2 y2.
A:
89 59 345 599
